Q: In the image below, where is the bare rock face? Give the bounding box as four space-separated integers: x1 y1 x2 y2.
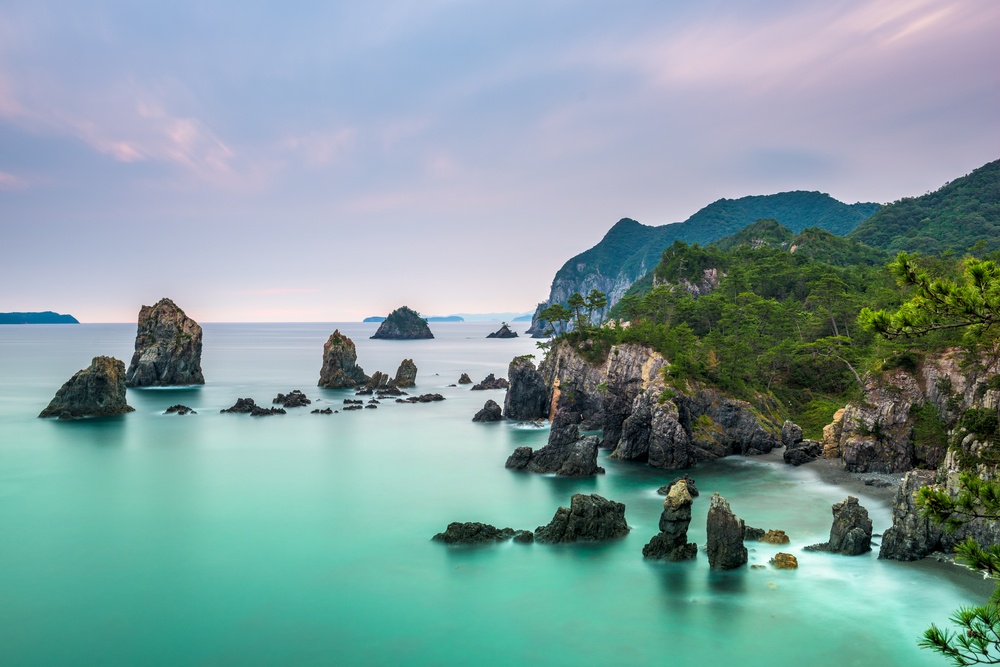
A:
39 356 134 418
805 496 873 555
706 493 747 570
534 494 629 543
319 330 370 388
393 359 417 388
125 298 204 387
503 356 548 421
472 399 503 422
504 415 605 476
643 478 698 560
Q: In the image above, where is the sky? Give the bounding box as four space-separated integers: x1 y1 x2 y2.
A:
1 0 998 323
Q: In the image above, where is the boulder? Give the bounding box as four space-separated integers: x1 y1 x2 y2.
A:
318 330 370 388
805 496 873 555
783 439 823 466
393 359 417 388
458 373 473 385
273 390 311 408
39 356 135 418
760 530 790 545
125 298 204 387
486 323 518 338
432 522 528 545
370 306 434 339
471 373 509 391
164 404 195 415
643 478 698 561
472 400 503 422
706 493 747 570
503 356 548 421
534 494 629 543
781 420 803 448
770 553 798 569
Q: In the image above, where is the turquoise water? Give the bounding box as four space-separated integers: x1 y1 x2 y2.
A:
0 323 988 666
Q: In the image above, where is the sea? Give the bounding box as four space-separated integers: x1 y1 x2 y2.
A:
0 322 990 666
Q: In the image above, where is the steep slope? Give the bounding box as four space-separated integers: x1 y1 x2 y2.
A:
529 192 879 335
849 158 1000 255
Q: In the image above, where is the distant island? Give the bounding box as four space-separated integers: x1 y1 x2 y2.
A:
363 312 532 323
363 315 465 323
0 311 79 324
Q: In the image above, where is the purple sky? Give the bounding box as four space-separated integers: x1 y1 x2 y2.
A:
2 0 998 322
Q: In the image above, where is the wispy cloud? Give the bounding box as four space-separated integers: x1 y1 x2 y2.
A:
0 170 28 190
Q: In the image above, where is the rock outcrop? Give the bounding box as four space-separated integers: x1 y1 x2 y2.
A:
706 493 747 570
770 553 798 569
39 356 135 418
393 359 417 388
273 390 311 408
472 400 503 422
486 324 518 338
783 440 823 466
805 496 872 555
220 398 285 416
125 298 204 387
164 404 195 415
503 356 548 421
534 494 629 543
458 373 473 385
471 373 509 391
370 306 434 339
643 478 697 560
432 522 533 545
504 417 604 476
318 330 370 388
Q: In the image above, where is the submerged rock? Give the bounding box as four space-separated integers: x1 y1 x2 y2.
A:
534 494 629 544
643 478 698 561
503 356 548 421
273 390 311 408
432 522 531 545
125 298 204 387
371 306 434 340
393 359 418 388
39 356 135 419
760 530 791 545
805 496 872 555
706 493 747 570
164 404 196 415
486 323 518 338
471 373 509 391
220 398 285 416
318 330 370 388
472 399 503 422
396 393 446 404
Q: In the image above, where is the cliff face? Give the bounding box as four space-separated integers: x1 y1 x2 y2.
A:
537 340 781 469
125 298 204 387
39 356 134 418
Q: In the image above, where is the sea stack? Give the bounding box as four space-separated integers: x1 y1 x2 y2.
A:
370 307 434 340
125 298 204 387
643 478 698 561
706 493 748 570
534 494 630 543
39 356 135 418
805 496 873 555
503 356 548 421
319 330 370 388
393 359 418 388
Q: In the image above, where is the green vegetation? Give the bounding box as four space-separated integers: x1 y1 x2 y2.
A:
851 159 1000 256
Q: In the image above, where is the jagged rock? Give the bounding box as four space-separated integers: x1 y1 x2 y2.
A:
458 373 473 384
534 494 629 543
319 330 370 388
273 390 311 408
471 373 509 391
311 407 333 414
432 522 518 545
164 404 195 415
760 530 790 545
643 478 697 560
344 399 363 405
770 553 798 569
658 475 700 497
39 356 135 418
486 324 518 338
393 359 417 388
805 496 873 555
783 440 823 466
125 298 204 387
505 447 533 469
371 306 434 339
503 356 548 421
220 398 285 416
377 387 405 397
365 404 378 409
505 417 605 476
744 526 766 541
706 493 747 570
473 399 503 422
343 404 363 411
781 420 803 448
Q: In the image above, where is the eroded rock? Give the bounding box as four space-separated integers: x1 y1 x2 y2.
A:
39 356 134 419
473 400 503 422
534 494 629 543
125 298 204 387
319 330 370 388
706 493 747 570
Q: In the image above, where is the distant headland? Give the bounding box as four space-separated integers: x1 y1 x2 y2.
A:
0 311 79 324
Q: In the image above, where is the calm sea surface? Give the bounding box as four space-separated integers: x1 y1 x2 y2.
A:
0 323 988 666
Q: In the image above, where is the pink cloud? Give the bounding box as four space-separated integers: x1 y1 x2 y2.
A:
0 170 28 190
